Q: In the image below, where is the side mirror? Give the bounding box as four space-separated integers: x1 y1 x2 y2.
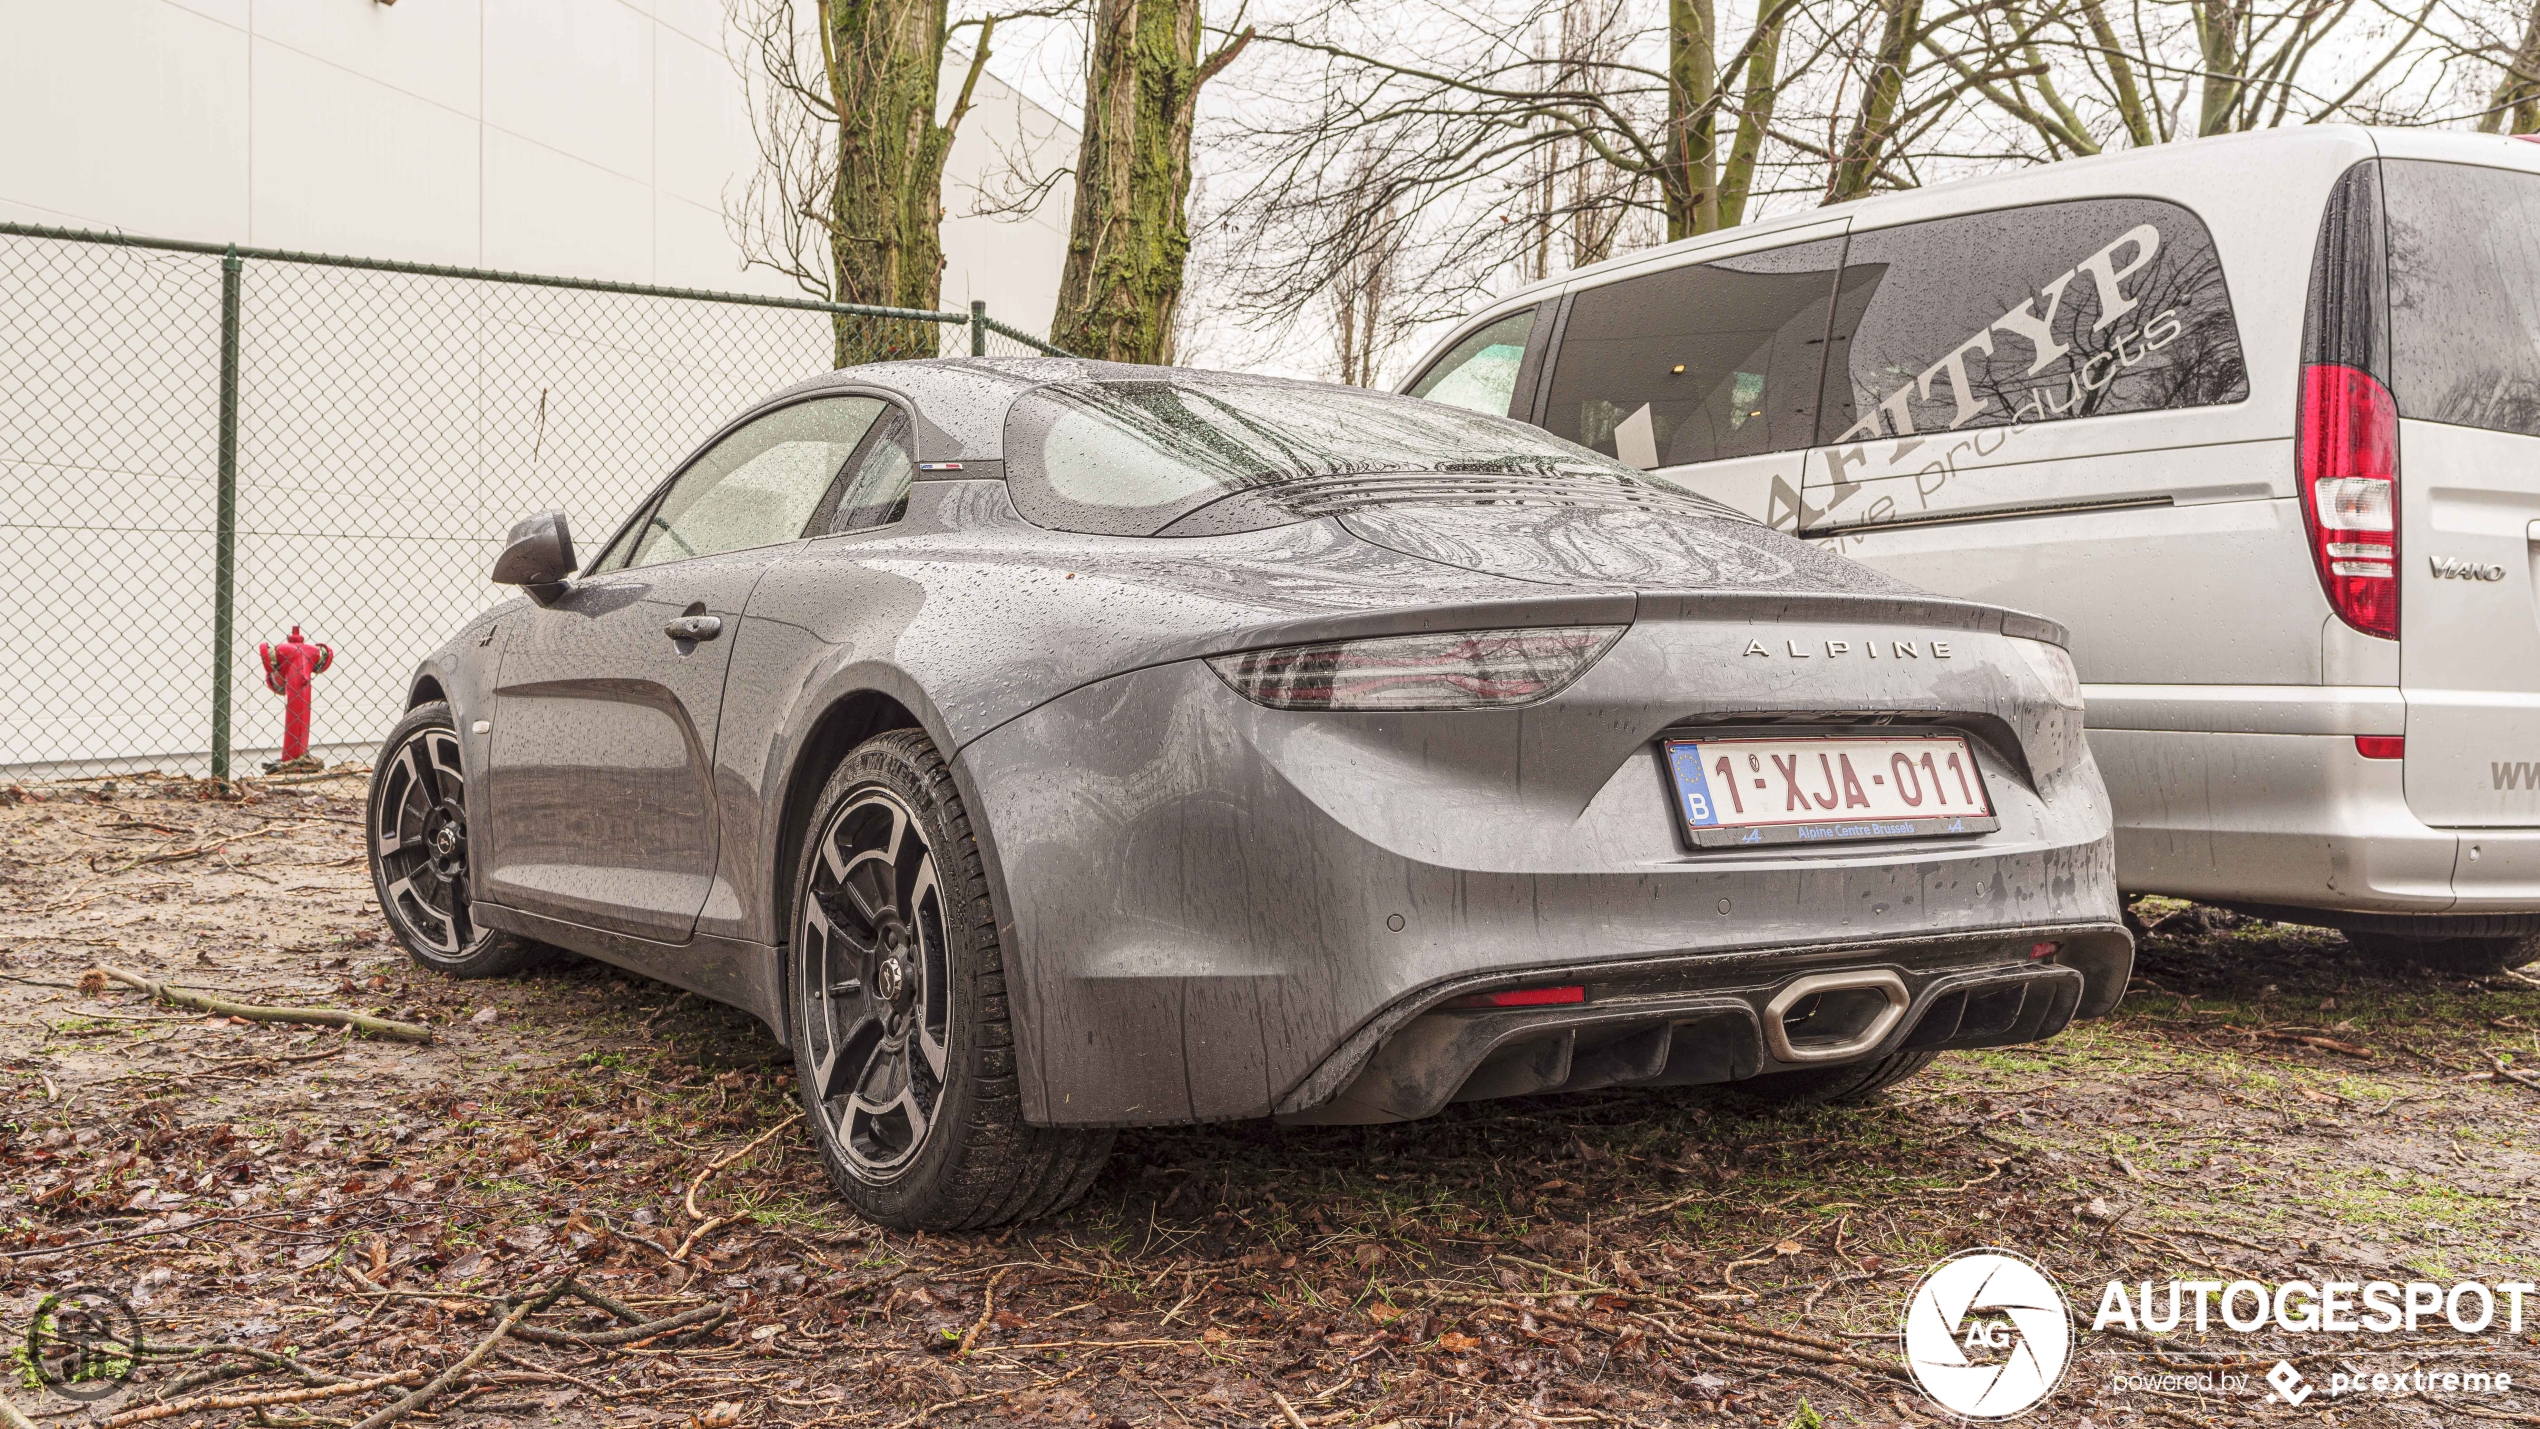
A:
492 511 576 603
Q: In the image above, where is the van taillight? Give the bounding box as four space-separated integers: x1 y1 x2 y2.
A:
2297 363 2398 639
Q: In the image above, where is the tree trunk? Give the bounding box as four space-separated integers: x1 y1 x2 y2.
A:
821 0 974 364
1665 0 1719 239
2078 0 2156 146
1051 0 1249 363
1828 0 1921 203
1716 1 1783 227
2485 1 2540 133
2191 0 2247 136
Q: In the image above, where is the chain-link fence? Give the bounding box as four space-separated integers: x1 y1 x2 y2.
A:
0 223 1069 782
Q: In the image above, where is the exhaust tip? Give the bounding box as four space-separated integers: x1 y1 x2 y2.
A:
1763 970 1910 1064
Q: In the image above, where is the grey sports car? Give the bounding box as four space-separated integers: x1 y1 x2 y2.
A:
367 358 2129 1229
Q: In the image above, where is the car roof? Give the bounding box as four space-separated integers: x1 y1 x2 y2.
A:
762 357 1434 461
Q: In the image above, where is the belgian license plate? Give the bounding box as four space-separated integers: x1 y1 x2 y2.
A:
1662 734 1999 848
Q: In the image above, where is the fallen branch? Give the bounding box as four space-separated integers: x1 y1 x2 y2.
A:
509 1301 729 1348
666 1215 733 1263
348 1281 573 1429
2256 1029 2374 1059
2486 1054 2540 1094
99 1371 423 1428
3 1387 43 1429
872 1365 1088 1429
958 1270 1006 1357
683 1113 804 1219
57 823 312 899
89 966 432 1044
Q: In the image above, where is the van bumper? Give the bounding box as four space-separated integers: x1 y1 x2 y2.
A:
2091 726 2540 914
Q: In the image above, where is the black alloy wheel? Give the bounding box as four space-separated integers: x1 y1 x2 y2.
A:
366 702 546 978
787 729 1111 1229
799 787 953 1177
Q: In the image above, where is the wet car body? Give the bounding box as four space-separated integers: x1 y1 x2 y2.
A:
402 358 2129 1133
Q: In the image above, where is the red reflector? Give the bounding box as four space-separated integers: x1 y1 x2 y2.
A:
2356 735 2405 760
1446 985 1586 1009
2028 941 2060 960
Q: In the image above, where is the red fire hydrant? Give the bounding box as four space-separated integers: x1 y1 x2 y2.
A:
258 626 335 770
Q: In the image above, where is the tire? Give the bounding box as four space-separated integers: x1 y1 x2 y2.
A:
2348 929 2540 976
366 702 551 979
788 729 1112 1230
1734 1050 1939 1106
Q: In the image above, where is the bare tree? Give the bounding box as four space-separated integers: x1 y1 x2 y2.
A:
728 0 1036 363
1048 0 1254 362
1205 0 2049 347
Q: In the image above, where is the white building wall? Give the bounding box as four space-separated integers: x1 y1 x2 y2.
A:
0 0 1075 327
0 0 1078 775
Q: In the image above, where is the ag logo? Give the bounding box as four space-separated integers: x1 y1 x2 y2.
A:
1903 1249 2072 1419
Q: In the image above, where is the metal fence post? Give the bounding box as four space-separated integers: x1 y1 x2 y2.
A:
211 247 242 781
971 300 986 358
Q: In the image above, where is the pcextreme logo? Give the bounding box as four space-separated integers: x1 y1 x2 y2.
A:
1903 1249 2075 1419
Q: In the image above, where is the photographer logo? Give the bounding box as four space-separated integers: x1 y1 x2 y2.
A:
24 1286 142 1402
1904 1249 2074 1419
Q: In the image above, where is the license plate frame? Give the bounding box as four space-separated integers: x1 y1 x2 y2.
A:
1661 733 2000 849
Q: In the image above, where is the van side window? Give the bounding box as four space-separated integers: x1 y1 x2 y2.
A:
1820 199 2247 454
1542 237 1843 469
2383 159 2540 438
1406 309 1539 417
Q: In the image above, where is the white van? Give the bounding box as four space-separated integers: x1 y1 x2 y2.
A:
1403 127 2540 974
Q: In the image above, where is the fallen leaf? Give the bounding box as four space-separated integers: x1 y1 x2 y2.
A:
1438 1332 1481 1353
1353 1242 1387 1269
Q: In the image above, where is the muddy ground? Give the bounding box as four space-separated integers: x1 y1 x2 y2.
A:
3 771 2538 1429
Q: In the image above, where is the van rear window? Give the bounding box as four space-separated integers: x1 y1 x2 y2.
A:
2383 159 2540 438
1822 198 2248 465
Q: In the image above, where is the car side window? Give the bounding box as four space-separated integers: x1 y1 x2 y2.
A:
1819 199 2247 458
625 396 886 569
1541 237 1845 470
1407 309 1539 417
2382 158 2540 438
808 408 917 535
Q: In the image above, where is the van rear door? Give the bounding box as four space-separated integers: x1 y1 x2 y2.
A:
2379 155 2540 826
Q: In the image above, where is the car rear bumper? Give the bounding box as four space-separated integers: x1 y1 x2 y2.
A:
2092 726 2540 914
1279 923 2130 1125
962 653 2124 1128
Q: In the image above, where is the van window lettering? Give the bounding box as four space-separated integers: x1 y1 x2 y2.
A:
2382 159 2540 439
1542 236 1846 469
1818 199 2248 479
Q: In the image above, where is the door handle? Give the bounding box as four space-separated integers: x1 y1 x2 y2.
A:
665 615 723 643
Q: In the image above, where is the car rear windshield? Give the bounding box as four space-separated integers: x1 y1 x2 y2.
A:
2382 158 2540 438
1001 377 1670 535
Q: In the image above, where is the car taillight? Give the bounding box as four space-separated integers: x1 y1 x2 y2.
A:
2297 363 2399 639
1208 626 1623 711
2356 735 2404 760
